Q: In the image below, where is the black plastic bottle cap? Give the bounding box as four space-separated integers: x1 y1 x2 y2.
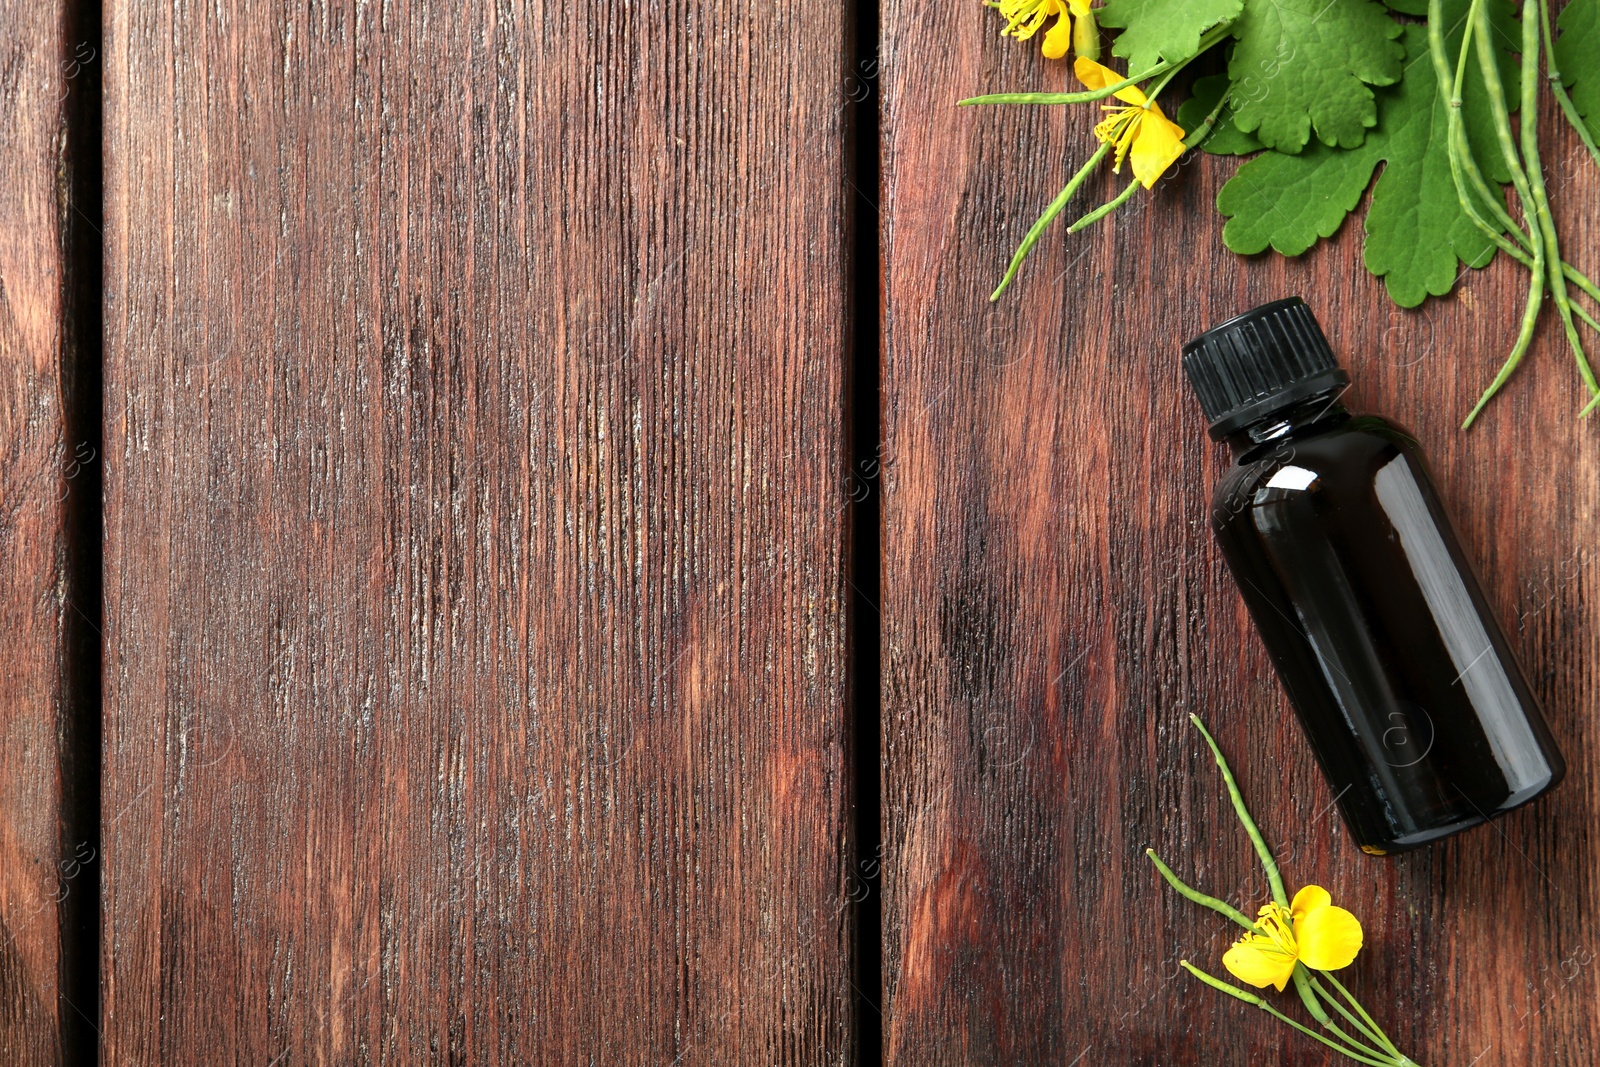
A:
1181 297 1349 440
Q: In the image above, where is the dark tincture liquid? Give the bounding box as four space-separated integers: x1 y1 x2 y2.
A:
1185 299 1564 855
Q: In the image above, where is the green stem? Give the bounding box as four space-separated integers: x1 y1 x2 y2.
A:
1317 971 1404 1059
1464 254 1544 428
1518 0 1600 405
1567 264 1600 307
1541 0 1600 168
1179 964 1403 1067
1188 715 1287 908
1573 299 1600 335
1067 178 1139 232
1184 74 1241 152
1451 0 1534 246
1471 0 1538 222
1145 849 1259 930
1460 0 1548 424
1187 716 1338 1029
1307 974 1399 1058
1065 74 1233 236
960 65 1169 107
990 142 1111 299
961 21 1233 106
1291 965 1340 1030
1064 66 1230 235
1427 0 1532 266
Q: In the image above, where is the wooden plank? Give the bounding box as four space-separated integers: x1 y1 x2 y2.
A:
0 3 94 1062
879 8 1600 1062
103 2 856 1061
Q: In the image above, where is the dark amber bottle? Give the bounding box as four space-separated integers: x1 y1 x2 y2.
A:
1182 298 1564 854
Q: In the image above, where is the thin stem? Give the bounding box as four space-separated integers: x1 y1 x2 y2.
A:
961 21 1233 107
990 142 1112 299
1451 0 1534 245
1179 964 1403 1067
1188 715 1287 907
1067 178 1139 232
1145 849 1258 930
1180 72 1239 151
1064 75 1229 235
1573 299 1600 335
1518 0 1600 404
960 64 1169 107
1287 967 1397 1062
1472 0 1536 210
1291 964 1339 1030
1541 0 1600 167
1187 716 1334 1028
1318 971 1402 1057
1464 258 1544 428
1565 263 1600 306
1460 0 1547 425
1427 0 1533 266
1307 974 1398 1057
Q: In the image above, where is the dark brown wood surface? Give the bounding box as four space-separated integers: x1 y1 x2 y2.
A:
883 4 1600 1062
102 3 857 1063
879 6 1600 1065
0 4 92 1062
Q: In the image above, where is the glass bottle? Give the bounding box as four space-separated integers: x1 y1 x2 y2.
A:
1182 297 1565 854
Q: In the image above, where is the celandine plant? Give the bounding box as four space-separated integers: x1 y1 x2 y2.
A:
972 0 1600 427
1149 716 1422 1066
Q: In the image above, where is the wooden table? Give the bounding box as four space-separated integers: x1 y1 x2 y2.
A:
4 1 1597 1062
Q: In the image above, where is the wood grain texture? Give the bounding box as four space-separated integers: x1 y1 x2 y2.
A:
879 6 1600 1063
0 3 85 1062
103 3 856 1062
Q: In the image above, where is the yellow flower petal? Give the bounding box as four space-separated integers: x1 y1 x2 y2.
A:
1290 885 1333 924
1128 105 1186 188
1041 12 1072 59
1297 905 1364 971
1067 0 1091 13
994 0 1065 41
1073 56 1146 105
1222 936 1298 992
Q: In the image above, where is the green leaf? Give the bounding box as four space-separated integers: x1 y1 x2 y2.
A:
1383 0 1428 13
1556 0 1600 142
1218 24 1501 307
1098 0 1243 74
1362 25 1499 307
1217 140 1381 256
1226 0 1404 153
1175 74 1263 155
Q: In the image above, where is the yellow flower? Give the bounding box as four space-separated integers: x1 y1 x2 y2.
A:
1073 56 1188 189
989 0 1074 59
1222 886 1364 992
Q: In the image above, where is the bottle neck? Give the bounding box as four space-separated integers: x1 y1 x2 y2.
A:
1222 392 1350 457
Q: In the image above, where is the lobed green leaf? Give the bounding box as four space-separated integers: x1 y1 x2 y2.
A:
1218 22 1509 307
1226 0 1404 153
1097 0 1243 74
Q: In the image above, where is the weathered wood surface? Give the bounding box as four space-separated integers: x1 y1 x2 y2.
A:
102 3 857 1062
879 7 1600 1064
0 3 92 1062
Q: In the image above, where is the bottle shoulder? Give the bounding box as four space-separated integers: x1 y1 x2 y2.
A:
1210 414 1424 524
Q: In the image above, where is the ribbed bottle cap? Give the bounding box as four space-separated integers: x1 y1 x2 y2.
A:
1181 297 1348 439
